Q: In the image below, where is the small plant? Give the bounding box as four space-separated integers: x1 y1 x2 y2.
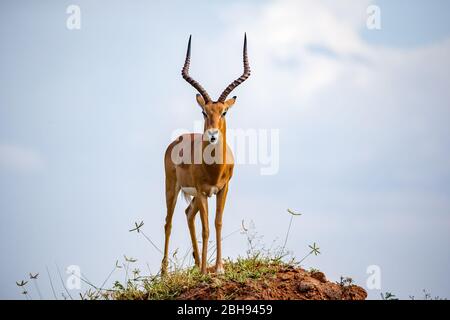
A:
29 273 43 299
16 280 28 287
282 209 302 254
409 289 447 301
298 242 321 265
339 276 354 287
46 266 58 299
129 221 164 256
381 292 398 300
242 220 265 256
15 280 30 300
123 255 138 284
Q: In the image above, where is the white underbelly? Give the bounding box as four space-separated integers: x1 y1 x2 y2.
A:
181 187 197 196
181 186 220 197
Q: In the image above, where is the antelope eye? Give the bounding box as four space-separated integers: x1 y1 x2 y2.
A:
202 111 207 118
222 111 227 117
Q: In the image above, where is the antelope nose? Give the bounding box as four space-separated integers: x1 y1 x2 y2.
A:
207 129 219 144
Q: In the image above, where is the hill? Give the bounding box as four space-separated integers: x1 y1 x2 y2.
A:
106 255 367 300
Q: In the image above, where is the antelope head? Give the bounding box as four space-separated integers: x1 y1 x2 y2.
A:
181 34 251 145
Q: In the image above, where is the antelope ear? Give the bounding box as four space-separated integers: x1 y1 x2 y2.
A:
196 94 206 108
225 96 237 108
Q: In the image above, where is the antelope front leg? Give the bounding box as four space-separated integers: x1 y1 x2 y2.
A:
215 183 229 274
196 194 209 274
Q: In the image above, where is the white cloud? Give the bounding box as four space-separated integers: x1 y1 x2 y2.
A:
0 143 45 173
209 0 373 103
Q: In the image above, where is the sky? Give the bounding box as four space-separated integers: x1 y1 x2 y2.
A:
1 0 449 300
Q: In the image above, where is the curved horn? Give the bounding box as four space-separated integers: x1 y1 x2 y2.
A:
218 33 251 103
181 35 212 104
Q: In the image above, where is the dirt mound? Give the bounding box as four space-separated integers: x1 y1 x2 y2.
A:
177 265 366 300
108 257 366 300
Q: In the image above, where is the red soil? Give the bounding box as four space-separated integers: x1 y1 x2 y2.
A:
177 265 367 300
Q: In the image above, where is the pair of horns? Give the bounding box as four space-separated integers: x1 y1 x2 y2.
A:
181 33 251 104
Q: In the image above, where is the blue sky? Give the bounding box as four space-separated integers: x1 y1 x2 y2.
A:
1 0 450 299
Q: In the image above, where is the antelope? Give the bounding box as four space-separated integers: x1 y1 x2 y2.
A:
161 34 251 275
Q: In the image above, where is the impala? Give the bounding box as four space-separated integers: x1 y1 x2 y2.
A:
161 34 251 275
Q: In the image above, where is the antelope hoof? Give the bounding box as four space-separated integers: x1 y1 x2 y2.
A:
215 264 225 274
192 253 200 268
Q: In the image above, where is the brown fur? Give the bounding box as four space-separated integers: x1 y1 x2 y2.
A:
161 95 236 275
